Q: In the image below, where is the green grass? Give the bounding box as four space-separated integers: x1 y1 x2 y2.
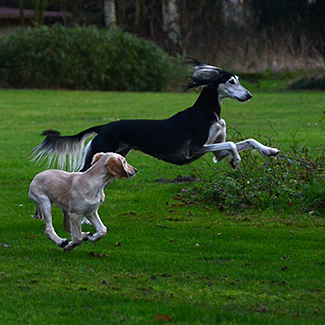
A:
0 89 325 324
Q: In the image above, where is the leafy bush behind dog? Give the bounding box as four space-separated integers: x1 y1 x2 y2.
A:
0 25 174 91
186 131 325 215
290 76 325 90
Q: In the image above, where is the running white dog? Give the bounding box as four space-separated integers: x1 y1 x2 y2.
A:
29 152 137 252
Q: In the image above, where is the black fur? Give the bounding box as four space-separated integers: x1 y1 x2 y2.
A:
31 60 254 172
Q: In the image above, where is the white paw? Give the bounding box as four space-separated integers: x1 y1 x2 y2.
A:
265 148 280 156
82 232 92 241
59 238 69 248
63 243 74 252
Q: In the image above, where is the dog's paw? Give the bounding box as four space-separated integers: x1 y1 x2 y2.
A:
59 239 69 248
83 232 94 241
266 148 280 156
63 242 76 252
229 157 241 170
63 245 73 252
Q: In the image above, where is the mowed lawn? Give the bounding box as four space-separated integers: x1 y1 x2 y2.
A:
0 88 325 324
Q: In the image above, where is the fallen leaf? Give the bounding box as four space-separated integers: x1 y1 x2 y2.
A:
261 306 268 312
161 273 171 278
154 314 173 322
89 252 108 258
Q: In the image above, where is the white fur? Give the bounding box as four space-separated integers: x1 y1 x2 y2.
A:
29 152 137 252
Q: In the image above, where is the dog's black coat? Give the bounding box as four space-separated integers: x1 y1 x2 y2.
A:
83 86 226 169
33 60 267 172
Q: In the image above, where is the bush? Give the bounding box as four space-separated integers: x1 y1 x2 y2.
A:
0 25 174 91
184 133 325 215
290 77 325 90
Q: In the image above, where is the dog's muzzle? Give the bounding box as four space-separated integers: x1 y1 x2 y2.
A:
127 168 137 178
235 91 252 102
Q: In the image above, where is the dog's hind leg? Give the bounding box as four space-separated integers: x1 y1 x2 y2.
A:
86 211 107 242
37 199 69 248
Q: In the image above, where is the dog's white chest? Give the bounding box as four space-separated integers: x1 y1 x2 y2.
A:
81 190 104 214
94 190 105 205
206 119 226 144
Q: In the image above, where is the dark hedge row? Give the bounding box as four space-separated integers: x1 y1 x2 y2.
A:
0 25 174 91
290 77 325 90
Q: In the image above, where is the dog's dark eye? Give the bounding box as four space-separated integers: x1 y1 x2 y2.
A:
228 79 235 85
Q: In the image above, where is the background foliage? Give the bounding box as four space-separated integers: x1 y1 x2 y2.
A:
3 0 325 72
0 25 175 91
56 0 325 72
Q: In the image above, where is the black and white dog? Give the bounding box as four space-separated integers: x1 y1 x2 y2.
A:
32 59 279 171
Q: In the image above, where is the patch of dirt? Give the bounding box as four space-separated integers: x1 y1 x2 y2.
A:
154 174 196 183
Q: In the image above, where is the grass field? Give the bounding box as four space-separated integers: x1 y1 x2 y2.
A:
0 88 325 324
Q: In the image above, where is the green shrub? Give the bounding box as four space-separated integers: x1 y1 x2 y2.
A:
0 25 174 91
290 76 325 90
185 134 325 215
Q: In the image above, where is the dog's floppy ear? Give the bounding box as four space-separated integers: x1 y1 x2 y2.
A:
91 152 105 166
185 58 222 90
104 156 129 178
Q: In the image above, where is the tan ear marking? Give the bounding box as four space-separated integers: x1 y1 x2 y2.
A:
105 156 128 178
91 152 105 166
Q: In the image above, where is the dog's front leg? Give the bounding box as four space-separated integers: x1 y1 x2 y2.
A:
86 211 107 242
200 142 241 169
211 140 279 167
63 213 84 252
235 139 279 156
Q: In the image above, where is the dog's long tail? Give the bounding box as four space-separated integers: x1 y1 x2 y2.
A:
31 125 103 171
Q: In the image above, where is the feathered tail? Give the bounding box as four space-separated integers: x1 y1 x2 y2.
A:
31 125 103 171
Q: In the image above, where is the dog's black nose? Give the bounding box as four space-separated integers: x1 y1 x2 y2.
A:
246 92 252 100
129 168 137 177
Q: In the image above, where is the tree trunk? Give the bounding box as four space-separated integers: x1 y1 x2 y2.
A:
18 0 25 25
161 0 182 55
104 0 116 28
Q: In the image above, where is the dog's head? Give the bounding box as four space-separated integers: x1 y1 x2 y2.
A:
185 58 252 103
91 153 137 179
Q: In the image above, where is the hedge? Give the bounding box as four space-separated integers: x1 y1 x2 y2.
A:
290 76 325 90
0 25 174 91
